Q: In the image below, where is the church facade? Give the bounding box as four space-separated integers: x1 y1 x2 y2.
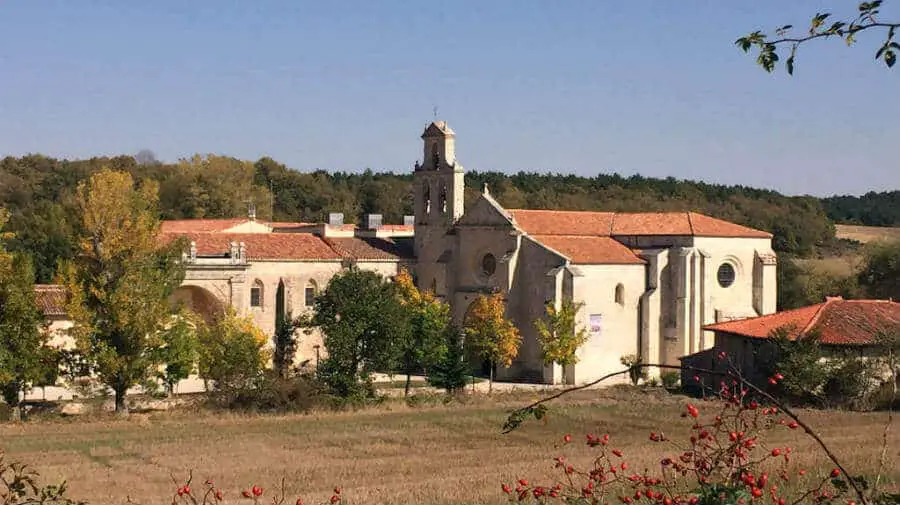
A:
38 121 778 390
411 121 777 384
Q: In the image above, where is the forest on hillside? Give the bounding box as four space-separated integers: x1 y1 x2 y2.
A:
0 153 893 284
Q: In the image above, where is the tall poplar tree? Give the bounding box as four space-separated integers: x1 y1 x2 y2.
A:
60 169 186 413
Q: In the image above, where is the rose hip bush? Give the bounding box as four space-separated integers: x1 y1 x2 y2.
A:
502 374 897 505
165 477 344 505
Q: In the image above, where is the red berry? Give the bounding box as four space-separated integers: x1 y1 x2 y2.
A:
215 490 224 501
502 484 512 494
831 468 841 478
241 490 251 498
613 449 623 457
252 486 263 497
518 479 528 487
775 373 784 380
564 434 572 443
693 375 701 382
799 469 807 476
771 448 782 457
330 495 339 504
295 499 303 505
788 421 799 429
751 487 763 498
334 488 341 495
686 404 699 418
768 378 778 385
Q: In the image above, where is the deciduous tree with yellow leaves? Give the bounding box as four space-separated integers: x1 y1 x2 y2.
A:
197 307 270 394
394 269 449 396
59 169 187 414
463 292 521 393
534 299 589 372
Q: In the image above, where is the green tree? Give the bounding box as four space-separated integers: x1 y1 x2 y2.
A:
763 328 831 406
60 168 186 414
534 300 589 373
0 248 51 419
394 269 450 396
273 311 299 379
857 241 900 300
427 324 470 394
737 1 900 73
154 312 199 396
307 267 405 397
198 308 269 394
463 292 521 393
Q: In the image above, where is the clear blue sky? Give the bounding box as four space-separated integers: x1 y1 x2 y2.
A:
1 1 897 197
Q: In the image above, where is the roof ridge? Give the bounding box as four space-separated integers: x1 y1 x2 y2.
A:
686 212 695 235
609 212 616 235
801 298 838 335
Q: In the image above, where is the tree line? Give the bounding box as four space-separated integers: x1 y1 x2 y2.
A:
0 152 869 283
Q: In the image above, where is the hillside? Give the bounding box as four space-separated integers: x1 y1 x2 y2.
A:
824 190 900 227
0 152 863 283
834 224 900 244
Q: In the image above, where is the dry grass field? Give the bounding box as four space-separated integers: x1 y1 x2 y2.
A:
835 224 900 244
1 388 897 505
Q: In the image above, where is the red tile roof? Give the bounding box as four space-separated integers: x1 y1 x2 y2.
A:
704 297 900 345
325 237 415 261
160 219 250 233
160 232 342 261
530 235 645 265
34 284 67 317
508 209 771 238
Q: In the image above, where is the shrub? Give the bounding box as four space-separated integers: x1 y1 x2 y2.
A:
661 371 680 389
0 449 83 505
619 354 646 386
208 371 326 413
502 380 886 505
198 308 269 394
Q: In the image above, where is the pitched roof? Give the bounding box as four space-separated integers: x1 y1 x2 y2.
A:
161 232 342 261
508 209 771 238
324 237 414 261
422 120 455 137
34 284 67 317
704 297 900 345
160 219 250 233
529 235 645 265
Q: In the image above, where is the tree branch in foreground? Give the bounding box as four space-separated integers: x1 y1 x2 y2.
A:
736 1 899 73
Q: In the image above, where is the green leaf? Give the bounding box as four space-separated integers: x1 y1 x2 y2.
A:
786 56 795 75
886 50 896 68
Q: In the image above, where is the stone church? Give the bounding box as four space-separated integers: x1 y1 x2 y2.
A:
37 121 778 391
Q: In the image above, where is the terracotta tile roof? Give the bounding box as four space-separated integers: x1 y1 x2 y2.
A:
160 219 250 233
325 237 414 261
508 209 771 238
510 210 615 236
530 235 646 265
160 232 342 261
704 297 900 345
34 284 67 317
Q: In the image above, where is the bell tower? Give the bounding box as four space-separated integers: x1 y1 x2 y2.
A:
413 121 465 291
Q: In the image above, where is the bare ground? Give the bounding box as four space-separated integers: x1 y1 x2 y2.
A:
0 388 897 505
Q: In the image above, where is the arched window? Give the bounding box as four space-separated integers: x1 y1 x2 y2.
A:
423 184 431 214
439 186 448 214
431 143 440 169
482 253 497 277
615 283 625 306
304 279 318 307
250 279 264 308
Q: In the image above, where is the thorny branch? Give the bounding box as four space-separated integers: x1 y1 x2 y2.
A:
501 361 889 505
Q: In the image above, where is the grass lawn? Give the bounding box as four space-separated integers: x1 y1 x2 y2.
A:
1 388 897 505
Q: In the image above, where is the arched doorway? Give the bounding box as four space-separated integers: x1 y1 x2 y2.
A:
169 285 225 324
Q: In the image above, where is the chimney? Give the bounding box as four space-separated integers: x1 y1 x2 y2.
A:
403 215 415 226
363 213 383 230
328 212 344 227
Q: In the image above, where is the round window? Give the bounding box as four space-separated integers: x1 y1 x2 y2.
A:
717 263 736 288
481 253 497 277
